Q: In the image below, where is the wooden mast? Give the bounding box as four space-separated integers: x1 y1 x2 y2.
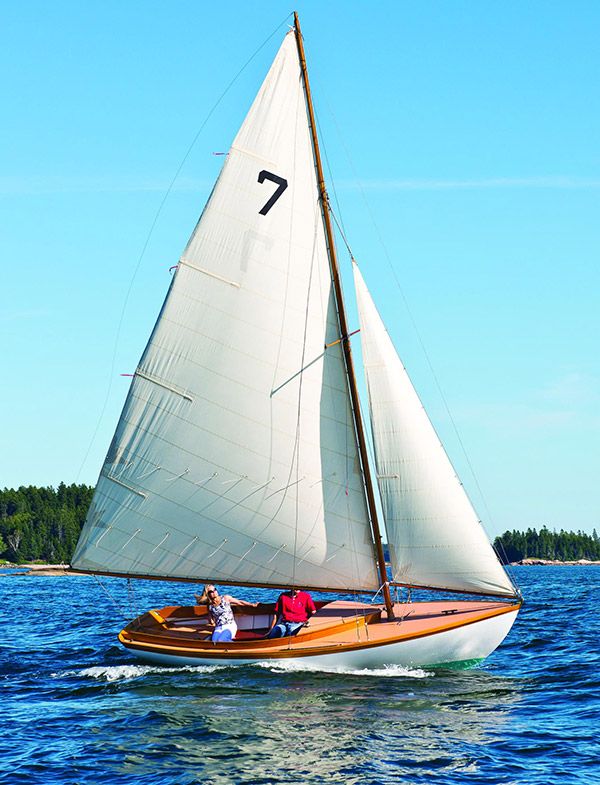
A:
292 12 394 619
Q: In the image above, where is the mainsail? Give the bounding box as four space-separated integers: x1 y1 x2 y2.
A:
353 262 517 598
72 33 380 592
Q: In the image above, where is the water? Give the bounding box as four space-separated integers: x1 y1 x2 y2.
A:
1 567 598 784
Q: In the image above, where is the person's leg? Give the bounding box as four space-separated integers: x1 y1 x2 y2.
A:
286 622 303 636
212 624 235 642
267 622 286 638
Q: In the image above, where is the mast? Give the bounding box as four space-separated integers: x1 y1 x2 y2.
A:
293 12 394 618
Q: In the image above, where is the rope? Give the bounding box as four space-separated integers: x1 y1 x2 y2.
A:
329 206 354 261
127 577 141 622
309 117 380 622
305 105 366 628
370 582 388 604
93 575 131 622
320 109 520 596
315 106 347 243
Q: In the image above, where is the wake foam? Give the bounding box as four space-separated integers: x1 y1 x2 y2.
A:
255 660 433 678
56 662 432 682
57 663 223 682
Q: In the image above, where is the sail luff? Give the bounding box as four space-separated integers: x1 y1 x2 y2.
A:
353 262 518 599
292 13 393 616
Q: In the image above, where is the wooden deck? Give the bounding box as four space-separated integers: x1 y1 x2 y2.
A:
119 599 520 661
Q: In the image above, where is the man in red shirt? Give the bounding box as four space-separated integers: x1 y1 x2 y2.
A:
267 588 317 638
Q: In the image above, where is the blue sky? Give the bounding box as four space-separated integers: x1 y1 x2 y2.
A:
2 1 599 538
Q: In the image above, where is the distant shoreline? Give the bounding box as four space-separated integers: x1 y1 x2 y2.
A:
1 563 82 576
2 559 600 578
509 558 600 566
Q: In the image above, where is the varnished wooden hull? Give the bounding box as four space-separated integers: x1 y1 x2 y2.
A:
118 599 520 670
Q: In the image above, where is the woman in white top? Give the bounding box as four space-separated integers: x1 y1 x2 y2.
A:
196 584 257 642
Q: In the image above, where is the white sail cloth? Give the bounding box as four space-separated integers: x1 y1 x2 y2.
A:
72 33 379 592
353 263 516 597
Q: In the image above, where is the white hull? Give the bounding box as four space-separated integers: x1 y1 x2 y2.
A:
124 607 519 670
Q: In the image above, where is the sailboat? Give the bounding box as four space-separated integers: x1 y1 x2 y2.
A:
71 13 521 669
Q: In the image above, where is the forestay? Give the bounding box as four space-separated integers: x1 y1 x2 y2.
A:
353 263 516 598
72 33 379 592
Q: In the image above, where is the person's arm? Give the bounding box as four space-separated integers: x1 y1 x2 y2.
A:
226 595 258 607
305 594 317 620
269 597 282 631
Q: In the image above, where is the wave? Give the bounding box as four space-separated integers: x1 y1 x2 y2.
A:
54 660 433 682
56 663 224 682
255 660 433 678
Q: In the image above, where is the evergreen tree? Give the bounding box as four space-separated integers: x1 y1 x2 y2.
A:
0 484 94 563
493 527 600 564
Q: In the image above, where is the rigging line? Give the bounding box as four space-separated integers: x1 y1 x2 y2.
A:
313 99 347 239
492 538 522 595
270 351 325 396
324 112 514 592
74 11 294 483
93 574 130 622
329 207 354 261
290 205 321 583
214 477 274 520
324 109 504 552
326 250 389 581
351 368 390 591
308 104 364 597
127 577 141 623
263 477 305 501
344 363 363 604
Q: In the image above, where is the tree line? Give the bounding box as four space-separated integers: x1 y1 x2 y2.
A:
0 484 94 563
1 484 599 565
493 527 600 563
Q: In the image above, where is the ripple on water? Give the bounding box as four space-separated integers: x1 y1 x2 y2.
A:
0 567 598 785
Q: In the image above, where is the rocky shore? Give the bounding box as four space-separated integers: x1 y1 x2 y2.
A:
1 563 84 576
3 559 600 577
510 558 600 566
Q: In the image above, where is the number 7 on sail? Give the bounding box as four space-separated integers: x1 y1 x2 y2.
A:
257 170 288 215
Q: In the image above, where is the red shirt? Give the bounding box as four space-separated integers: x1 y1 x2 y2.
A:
275 591 316 623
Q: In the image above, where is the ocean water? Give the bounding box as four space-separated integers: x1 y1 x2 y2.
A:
1 567 598 785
